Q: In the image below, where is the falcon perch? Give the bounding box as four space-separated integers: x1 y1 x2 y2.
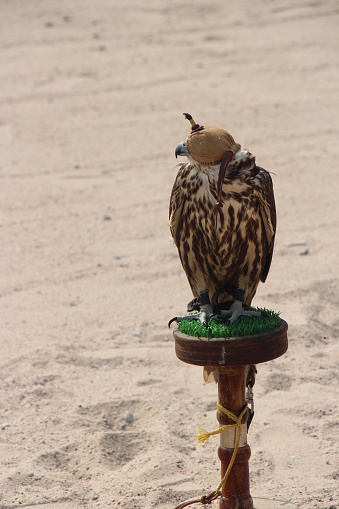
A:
169 113 276 327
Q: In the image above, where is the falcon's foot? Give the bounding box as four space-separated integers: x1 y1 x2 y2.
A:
168 303 213 328
213 300 263 325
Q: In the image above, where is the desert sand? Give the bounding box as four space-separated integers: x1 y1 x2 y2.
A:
1 1 338 508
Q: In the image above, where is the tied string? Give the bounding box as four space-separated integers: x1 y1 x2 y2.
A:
196 402 248 494
173 402 248 508
173 491 220 509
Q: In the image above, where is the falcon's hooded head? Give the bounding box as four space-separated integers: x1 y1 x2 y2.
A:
175 113 241 166
175 113 242 205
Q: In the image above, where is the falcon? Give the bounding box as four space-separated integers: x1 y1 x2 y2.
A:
169 113 276 327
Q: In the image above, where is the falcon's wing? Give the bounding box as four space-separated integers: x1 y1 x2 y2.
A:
255 168 277 283
169 163 188 248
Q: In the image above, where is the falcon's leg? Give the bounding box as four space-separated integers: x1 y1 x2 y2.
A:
216 300 262 325
168 290 213 328
198 303 214 326
169 303 213 327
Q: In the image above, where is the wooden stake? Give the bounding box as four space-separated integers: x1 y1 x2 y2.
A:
173 320 288 509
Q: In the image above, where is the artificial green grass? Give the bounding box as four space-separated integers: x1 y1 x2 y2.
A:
178 308 281 338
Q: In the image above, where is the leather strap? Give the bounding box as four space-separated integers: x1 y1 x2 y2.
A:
173 490 220 509
216 150 234 206
212 287 245 307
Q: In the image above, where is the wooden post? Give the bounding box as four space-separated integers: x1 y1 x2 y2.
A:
217 367 252 509
173 320 288 509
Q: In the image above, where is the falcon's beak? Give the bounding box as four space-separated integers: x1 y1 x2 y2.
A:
175 142 189 158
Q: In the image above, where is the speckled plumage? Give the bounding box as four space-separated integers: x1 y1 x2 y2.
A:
169 149 276 308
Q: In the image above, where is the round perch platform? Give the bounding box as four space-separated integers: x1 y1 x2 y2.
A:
173 320 296 509
174 320 288 367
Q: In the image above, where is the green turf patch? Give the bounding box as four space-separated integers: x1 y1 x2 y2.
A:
177 308 281 338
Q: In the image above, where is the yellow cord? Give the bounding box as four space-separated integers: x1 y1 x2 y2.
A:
195 402 248 494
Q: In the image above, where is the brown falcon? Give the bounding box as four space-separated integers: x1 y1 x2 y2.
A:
169 113 276 327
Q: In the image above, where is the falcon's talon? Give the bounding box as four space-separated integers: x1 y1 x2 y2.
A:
168 313 202 328
168 307 214 328
170 302 266 328
168 316 178 328
215 300 264 325
210 311 222 320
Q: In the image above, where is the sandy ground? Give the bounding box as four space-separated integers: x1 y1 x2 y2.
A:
1 1 339 508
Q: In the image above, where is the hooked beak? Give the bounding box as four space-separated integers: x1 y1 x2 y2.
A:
175 142 189 158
